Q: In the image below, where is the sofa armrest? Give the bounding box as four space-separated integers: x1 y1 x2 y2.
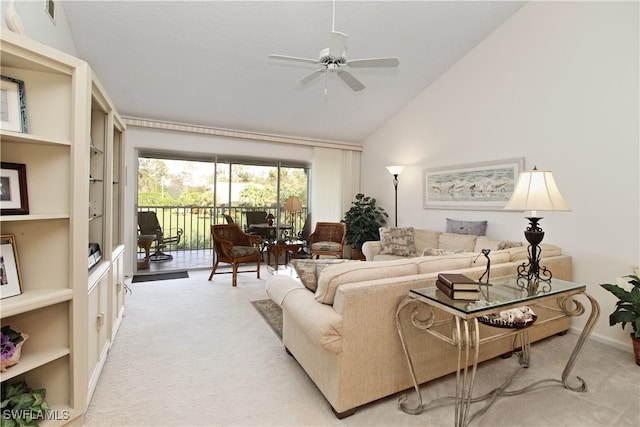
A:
281 285 344 354
361 240 381 261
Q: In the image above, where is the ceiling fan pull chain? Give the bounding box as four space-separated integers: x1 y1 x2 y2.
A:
324 71 329 95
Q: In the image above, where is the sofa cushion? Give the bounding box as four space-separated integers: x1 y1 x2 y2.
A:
471 250 512 267
473 236 506 253
506 244 562 262
438 232 477 252
379 226 417 257
315 259 418 305
446 218 488 236
414 254 473 274
290 259 352 292
414 229 442 255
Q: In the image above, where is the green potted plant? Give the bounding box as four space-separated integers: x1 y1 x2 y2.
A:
0 380 49 426
342 193 388 260
600 274 640 365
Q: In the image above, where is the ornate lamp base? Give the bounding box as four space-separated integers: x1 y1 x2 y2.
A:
516 217 552 291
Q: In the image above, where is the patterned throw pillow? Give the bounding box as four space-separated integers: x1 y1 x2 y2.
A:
290 259 352 292
446 218 488 236
379 227 417 257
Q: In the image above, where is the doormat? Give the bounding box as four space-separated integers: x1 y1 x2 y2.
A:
251 299 282 340
132 271 189 283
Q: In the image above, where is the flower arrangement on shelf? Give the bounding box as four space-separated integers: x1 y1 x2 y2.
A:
1 325 28 372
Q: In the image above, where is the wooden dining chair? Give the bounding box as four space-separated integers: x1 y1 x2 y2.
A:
208 224 262 286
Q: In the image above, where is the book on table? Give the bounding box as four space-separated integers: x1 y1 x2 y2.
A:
435 280 480 301
437 273 479 290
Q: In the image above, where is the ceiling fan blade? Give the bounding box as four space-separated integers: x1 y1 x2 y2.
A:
337 69 365 92
268 54 319 65
329 31 348 58
346 57 400 68
299 69 325 86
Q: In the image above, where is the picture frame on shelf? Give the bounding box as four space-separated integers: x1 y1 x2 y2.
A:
0 235 23 299
0 75 28 133
423 158 524 211
1 162 29 215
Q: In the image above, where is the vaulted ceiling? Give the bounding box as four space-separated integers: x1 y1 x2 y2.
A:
63 1 524 144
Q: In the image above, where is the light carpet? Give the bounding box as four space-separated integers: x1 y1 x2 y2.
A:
83 267 640 426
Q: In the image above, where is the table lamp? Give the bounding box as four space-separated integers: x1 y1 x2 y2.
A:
284 196 302 236
266 213 275 227
504 167 570 283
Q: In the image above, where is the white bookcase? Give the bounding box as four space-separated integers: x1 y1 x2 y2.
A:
0 30 126 425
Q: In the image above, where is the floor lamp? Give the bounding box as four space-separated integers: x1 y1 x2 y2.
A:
504 167 570 287
386 166 404 227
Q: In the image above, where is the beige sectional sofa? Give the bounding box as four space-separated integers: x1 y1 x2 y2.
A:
265 235 573 418
363 227 526 261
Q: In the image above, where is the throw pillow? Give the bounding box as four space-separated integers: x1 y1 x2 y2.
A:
379 227 417 257
497 240 524 250
290 259 352 292
421 248 457 257
446 218 488 236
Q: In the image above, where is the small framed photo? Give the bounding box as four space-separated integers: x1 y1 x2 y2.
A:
1 162 29 215
0 75 28 133
0 235 23 299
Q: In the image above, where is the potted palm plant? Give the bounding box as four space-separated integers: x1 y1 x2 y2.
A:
600 274 640 365
342 193 388 260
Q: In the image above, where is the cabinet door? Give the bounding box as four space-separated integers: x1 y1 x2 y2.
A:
87 271 109 400
110 251 126 342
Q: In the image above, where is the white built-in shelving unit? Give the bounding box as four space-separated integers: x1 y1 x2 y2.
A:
0 29 126 425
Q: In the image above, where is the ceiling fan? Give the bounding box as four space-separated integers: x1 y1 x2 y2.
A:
268 2 399 92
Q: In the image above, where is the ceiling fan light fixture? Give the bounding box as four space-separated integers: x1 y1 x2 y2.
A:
267 1 399 92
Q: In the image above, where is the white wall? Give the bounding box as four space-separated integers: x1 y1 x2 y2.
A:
362 2 639 351
1 0 77 55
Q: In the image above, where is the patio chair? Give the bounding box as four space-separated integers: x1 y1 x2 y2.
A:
245 210 268 232
137 211 183 261
209 224 262 287
308 222 346 259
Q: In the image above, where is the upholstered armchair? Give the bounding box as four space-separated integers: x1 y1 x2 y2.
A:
308 222 346 259
209 224 262 286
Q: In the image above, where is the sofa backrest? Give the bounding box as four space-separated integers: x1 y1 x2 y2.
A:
315 258 418 305
413 229 441 255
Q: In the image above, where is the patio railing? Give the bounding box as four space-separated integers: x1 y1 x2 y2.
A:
138 205 309 251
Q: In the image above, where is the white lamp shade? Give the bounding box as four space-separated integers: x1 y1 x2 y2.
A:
284 196 302 212
504 169 570 214
386 165 404 176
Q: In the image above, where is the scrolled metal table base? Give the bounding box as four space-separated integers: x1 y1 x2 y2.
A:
395 291 600 427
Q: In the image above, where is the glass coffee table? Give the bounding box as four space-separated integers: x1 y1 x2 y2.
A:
395 275 600 427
